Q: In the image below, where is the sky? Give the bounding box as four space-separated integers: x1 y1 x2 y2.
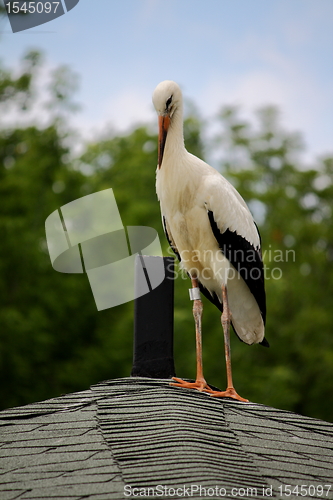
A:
0 0 332 162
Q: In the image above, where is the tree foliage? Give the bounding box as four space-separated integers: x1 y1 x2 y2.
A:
213 106 333 418
0 52 332 421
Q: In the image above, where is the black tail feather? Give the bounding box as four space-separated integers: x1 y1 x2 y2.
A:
260 337 270 347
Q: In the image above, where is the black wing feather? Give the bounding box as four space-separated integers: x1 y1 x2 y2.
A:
162 216 181 262
207 210 266 324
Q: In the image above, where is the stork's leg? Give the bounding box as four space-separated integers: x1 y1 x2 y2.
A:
210 284 248 402
171 277 213 393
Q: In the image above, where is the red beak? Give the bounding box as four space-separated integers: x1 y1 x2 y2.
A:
158 115 170 168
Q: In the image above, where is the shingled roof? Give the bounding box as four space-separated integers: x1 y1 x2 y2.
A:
1 377 333 500
2 258 333 499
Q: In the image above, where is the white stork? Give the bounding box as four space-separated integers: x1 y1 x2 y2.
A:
152 80 268 402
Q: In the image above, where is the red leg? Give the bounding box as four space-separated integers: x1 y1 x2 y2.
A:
171 277 213 393
210 284 248 402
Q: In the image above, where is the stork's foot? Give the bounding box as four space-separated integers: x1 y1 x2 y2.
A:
170 377 213 393
210 387 249 402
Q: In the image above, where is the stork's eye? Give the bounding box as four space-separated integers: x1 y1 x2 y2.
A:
166 95 173 110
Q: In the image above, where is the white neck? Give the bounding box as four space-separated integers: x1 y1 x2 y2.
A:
163 104 186 163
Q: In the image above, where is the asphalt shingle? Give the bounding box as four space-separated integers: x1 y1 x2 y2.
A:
0 377 332 500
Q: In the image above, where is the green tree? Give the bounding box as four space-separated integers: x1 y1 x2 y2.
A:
1 50 332 422
0 50 41 109
0 53 101 408
211 106 333 419
0 50 206 409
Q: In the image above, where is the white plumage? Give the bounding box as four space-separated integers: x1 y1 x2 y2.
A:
153 80 267 401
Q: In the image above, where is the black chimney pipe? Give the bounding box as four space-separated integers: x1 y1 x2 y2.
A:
131 256 176 378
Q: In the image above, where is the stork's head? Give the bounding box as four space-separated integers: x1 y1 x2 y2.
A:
152 80 182 168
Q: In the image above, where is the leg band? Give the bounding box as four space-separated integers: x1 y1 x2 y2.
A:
189 287 201 300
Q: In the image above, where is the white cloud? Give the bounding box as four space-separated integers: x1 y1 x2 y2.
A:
69 85 156 148
197 29 333 162
100 87 155 132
